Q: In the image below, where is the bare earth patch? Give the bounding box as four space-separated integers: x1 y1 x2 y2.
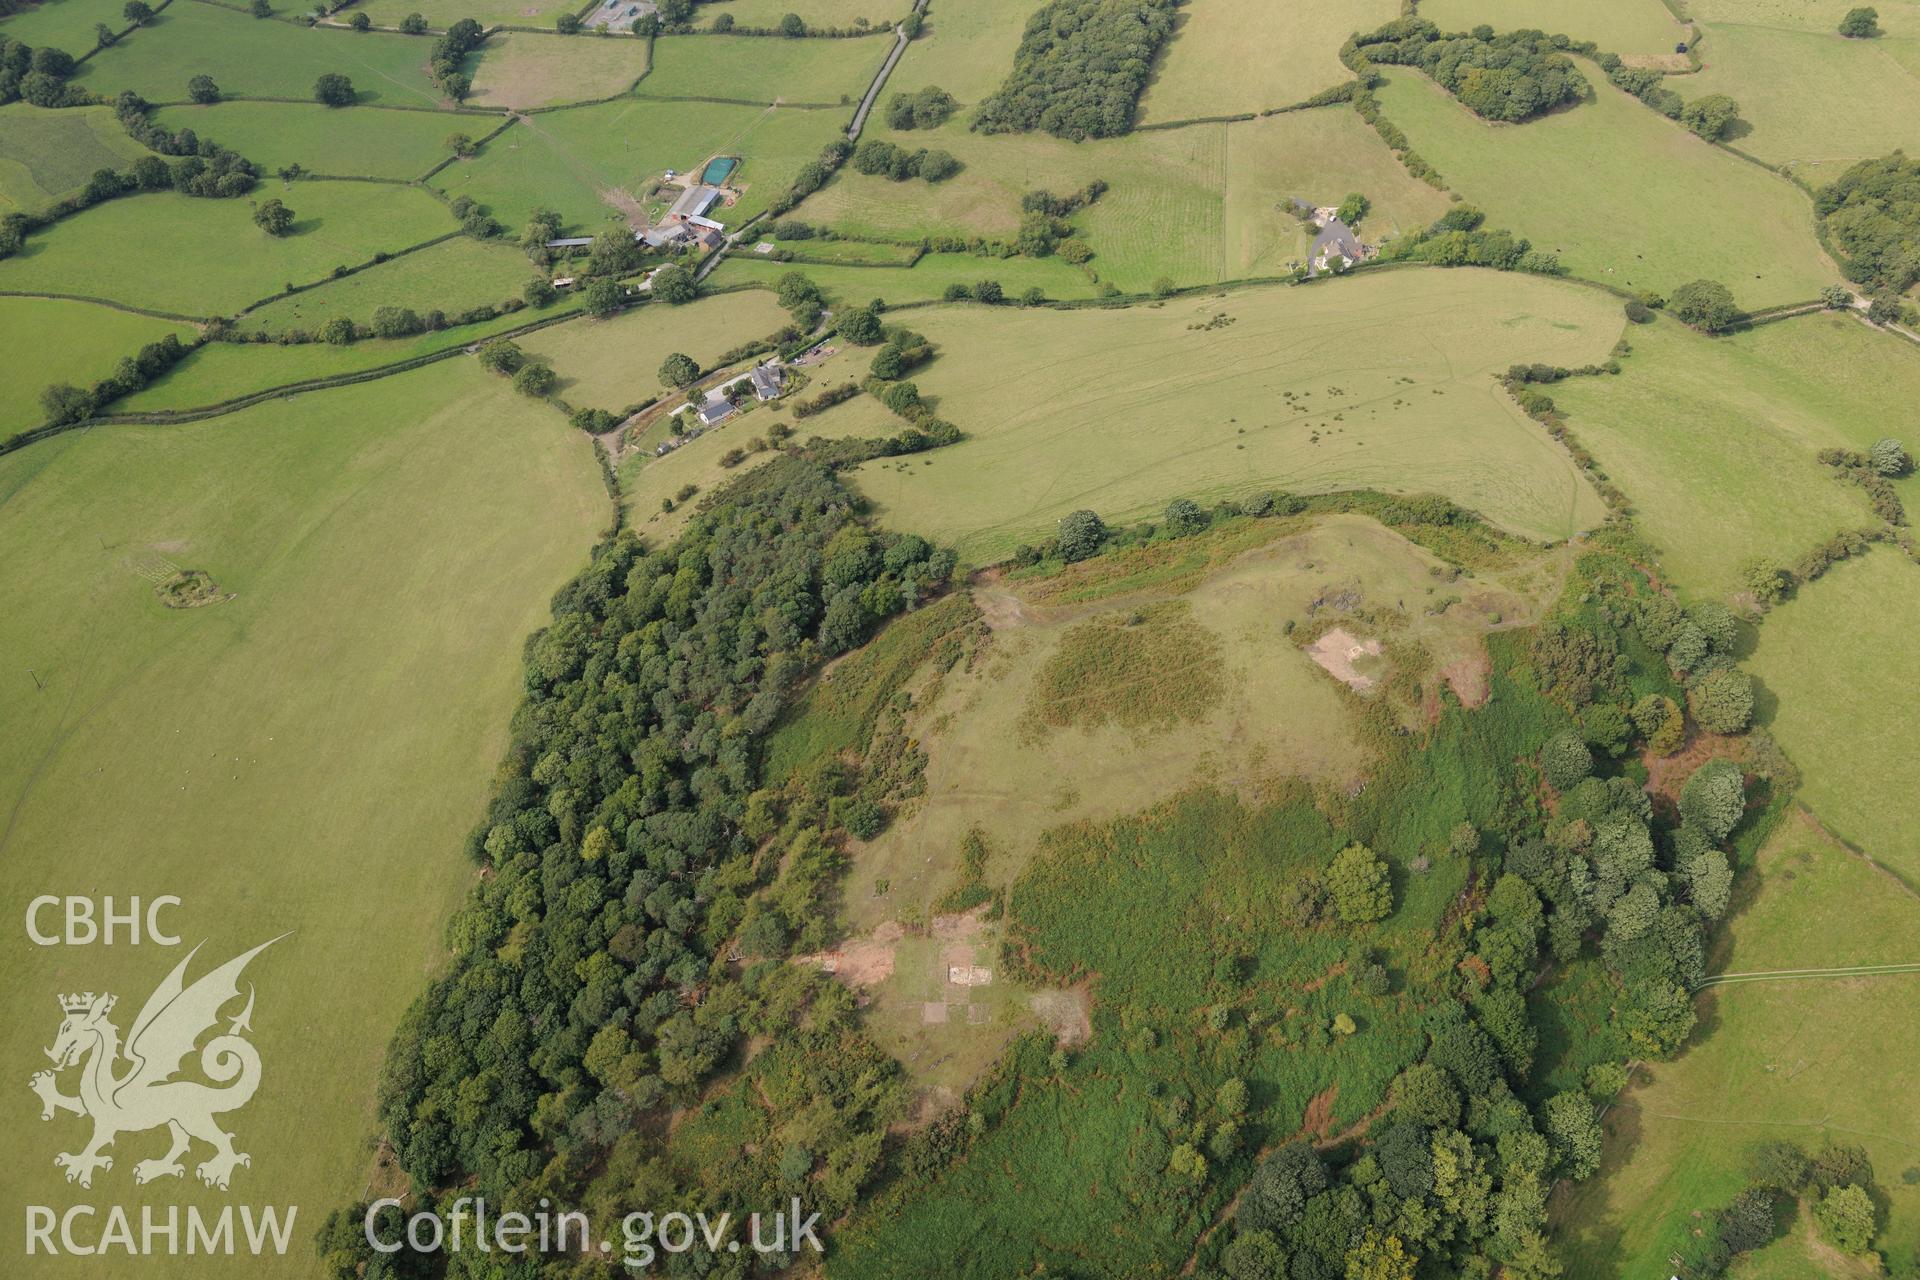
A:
1305 626 1383 691
1439 649 1491 708
1029 985 1092 1047
793 919 904 988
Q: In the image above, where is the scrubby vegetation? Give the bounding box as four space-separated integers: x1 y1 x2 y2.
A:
973 0 1180 139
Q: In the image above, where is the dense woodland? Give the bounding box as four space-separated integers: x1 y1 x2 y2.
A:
973 0 1178 139
1819 153 1920 294
1352 19 1585 123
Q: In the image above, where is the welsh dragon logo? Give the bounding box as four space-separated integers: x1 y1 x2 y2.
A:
29 938 281 1191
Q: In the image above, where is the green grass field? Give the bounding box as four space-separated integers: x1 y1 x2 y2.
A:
467 30 650 109
788 106 1454 290
1685 0 1920 31
1684 23 1920 175
117 308 560 412
707 0 905 28
878 0 1029 103
0 102 152 213
149 99 467 180
0 357 604 1280
518 288 790 408
1749 549 1920 888
237 235 538 334
636 31 883 103
0 296 194 435
354 0 577 27
846 269 1618 560
433 97 845 233
0 0 127 54
1549 311 1920 601
0 182 458 315
1554 812 1920 1278
711 251 1103 302
1418 0 1688 58
76 1 447 105
1136 0 1392 124
1373 66 1838 307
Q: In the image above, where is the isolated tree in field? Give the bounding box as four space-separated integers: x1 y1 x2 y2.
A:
1870 436 1912 475
555 10 580 31
512 361 557 397
1839 5 1881 36
836 305 882 344
96 20 118 45
1336 192 1369 225
1814 1183 1877 1253
1741 555 1791 604
1680 93 1740 141
659 352 701 388
349 11 371 29
314 72 356 106
775 271 820 311
1680 758 1746 841
1056 508 1105 561
445 131 475 156
1821 284 1853 308
1718 1187 1779 1254
1669 278 1739 332
320 316 355 344
650 264 696 305
252 197 294 236
400 11 427 32
779 12 805 35
122 0 153 23
249 0 271 14
186 73 219 103
1327 844 1392 923
1541 730 1592 790
583 277 623 317
1688 666 1754 733
919 150 961 182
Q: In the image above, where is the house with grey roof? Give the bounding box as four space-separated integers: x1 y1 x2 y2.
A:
749 361 787 401
667 185 722 224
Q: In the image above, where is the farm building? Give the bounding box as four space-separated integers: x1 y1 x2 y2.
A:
667 185 723 224
543 236 594 250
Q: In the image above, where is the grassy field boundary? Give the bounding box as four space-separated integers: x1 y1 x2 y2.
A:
415 114 521 181
1132 82 1362 132
0 301 594 455
628 91 847 108
70 0 178 65
0 289 206 322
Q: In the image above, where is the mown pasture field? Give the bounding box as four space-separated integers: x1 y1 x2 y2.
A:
847 269 1619 560
0 296 194 434
434 98 845 232
0 182 458 315
518 288 790 409
757 236 922 264
1748 549 1920 888
75 1 446 105
711 251 1103 302
790 106 1453 290
354 0 577 27
0 358 604 1280
708 0 906 28
1684 23 1920 175
1553 812 1920 1278
1549 312 1920 601
467 31 651 109
0 102 151 213
150 99 467 180
117 307 562 412
1372 67 1837 306
237 235 538 334
636 31 884 104
0 0 128 54
1418 0 1687 58
876 0 1029 103
1136 0 1393 124
1684 0 1920 30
